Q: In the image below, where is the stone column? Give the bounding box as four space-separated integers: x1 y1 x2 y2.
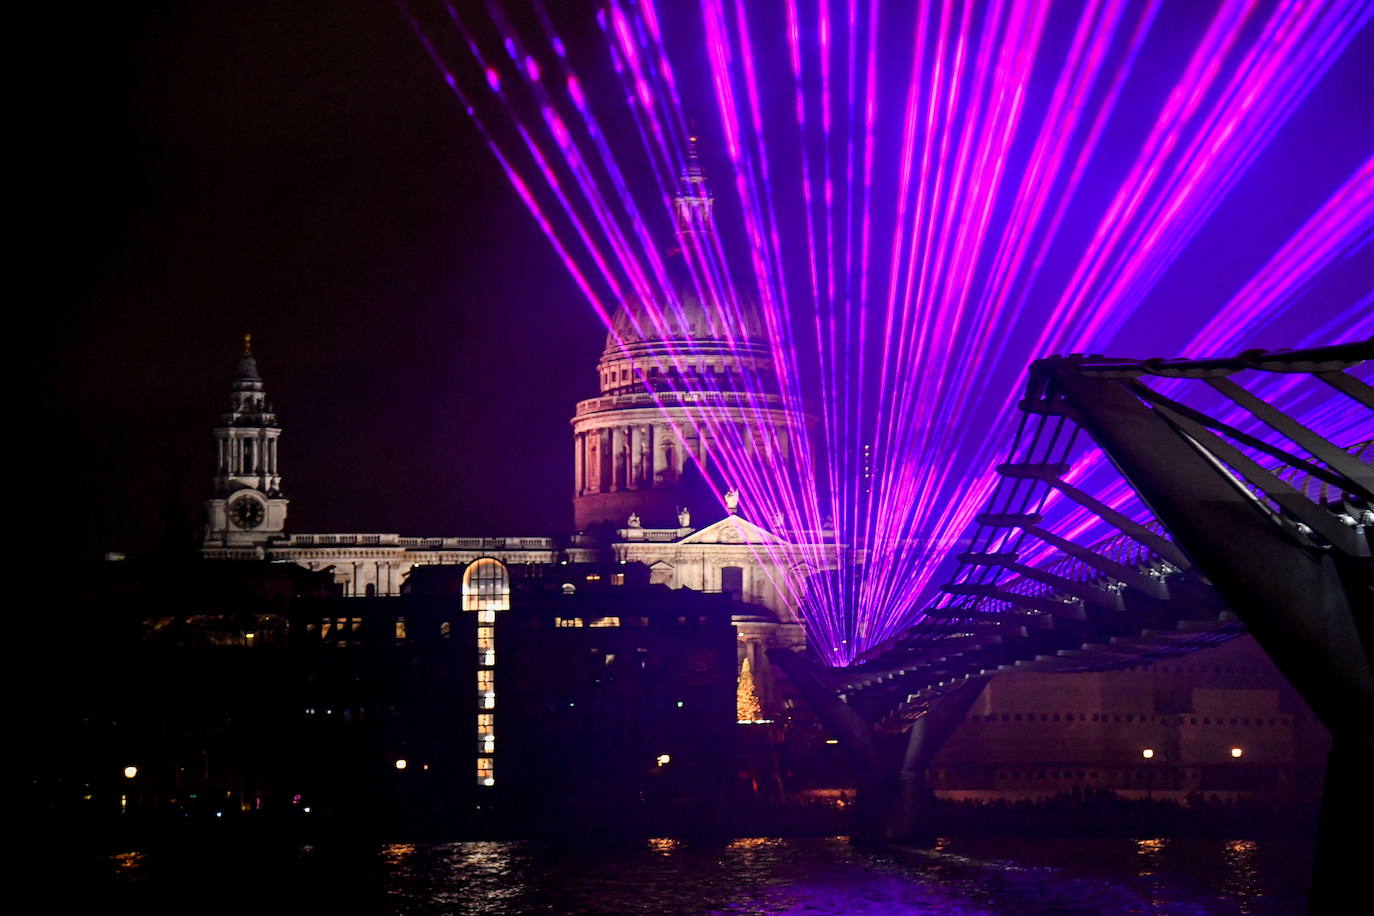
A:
585 431 597 493
585 430 598 493
573 432 584 496
641 425 652 488
598 428 611 492
653 424 668 484
611 426 627 491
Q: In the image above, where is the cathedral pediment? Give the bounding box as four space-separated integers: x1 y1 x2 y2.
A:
677 516 785 546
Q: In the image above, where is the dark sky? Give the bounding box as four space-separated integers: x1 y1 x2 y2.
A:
42 1 605 558
37 1 1373 561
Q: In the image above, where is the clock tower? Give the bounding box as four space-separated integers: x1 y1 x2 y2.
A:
203 335 288 548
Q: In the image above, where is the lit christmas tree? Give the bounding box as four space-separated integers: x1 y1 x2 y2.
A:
737 655 763 723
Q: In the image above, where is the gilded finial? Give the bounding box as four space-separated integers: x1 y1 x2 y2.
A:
243 332 253 355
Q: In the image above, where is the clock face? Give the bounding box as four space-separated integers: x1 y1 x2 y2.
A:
229 495 266 530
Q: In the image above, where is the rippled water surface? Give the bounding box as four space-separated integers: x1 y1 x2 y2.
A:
90 835 1309 915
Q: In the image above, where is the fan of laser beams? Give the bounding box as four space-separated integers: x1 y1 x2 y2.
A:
399 0 1374 664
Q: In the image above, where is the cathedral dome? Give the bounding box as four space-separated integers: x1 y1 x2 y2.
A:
606 290 766 349
595 290 778 400
569 136 800 531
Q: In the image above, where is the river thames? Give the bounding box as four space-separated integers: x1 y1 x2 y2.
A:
86 834 1308 914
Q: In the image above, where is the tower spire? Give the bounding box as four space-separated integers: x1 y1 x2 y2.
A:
203 337 288 548
674 133 713 235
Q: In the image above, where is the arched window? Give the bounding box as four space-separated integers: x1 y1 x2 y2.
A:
463 558 510 612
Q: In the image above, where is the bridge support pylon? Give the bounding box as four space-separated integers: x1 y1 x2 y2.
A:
895 678 988 843
1051 365 1373 914
768 647 986 844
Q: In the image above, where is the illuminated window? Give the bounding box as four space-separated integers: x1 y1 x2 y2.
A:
480 693 496 709
394 618 406 640
611 573 625 586
478 670 494 691
440 621 451 638
463 559 511 612
477 627 495 650
478 649 496 666
477 714 494 736
561 583 576 595
585 573 602 582
321 620 333 639
555 617 583 628
589 616 621 628
350 617 362 630
477 757 494 786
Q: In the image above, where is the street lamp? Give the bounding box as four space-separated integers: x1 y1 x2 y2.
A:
395 758 408 770
1230 746 1244 758
123 765 138 779
1141 749 1156 806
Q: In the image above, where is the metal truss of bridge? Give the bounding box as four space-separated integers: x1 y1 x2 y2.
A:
772 341 1371 906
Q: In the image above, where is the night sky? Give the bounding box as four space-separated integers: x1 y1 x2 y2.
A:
43 1 605 559
38 1 1373 562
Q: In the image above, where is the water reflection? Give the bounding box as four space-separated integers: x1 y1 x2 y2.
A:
90 835 1308 915
1133 837 1168 876
367 836 1297 915
109 851 145 876
647 837 684 855
1221 839 1262 913
382 843 416 865
1133 837 1169 912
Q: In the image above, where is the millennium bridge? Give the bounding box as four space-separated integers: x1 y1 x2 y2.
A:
774 341 1372 910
